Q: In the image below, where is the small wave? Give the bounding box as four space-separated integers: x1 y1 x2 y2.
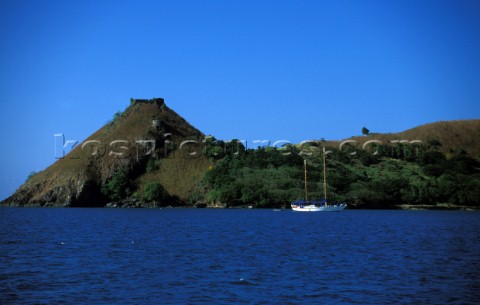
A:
230 278 256 286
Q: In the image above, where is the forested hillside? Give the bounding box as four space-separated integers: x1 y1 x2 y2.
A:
2 96 478 210
199 137 480 209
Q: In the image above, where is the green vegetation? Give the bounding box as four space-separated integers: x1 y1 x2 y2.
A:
142 181 169 203
198 140 480 209
107 110 125 125
145 158 159 173
100 158 177 206
98 136 480 209
101 167 133 201
25 171 38 182
6 98 477 210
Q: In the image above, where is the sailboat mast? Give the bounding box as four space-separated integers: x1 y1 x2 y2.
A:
304 159 308 202
323 147 327 201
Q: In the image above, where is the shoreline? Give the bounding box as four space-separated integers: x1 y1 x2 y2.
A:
2 202 480 211
395 204 480 211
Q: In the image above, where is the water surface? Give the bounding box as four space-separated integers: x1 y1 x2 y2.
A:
1 208 479 304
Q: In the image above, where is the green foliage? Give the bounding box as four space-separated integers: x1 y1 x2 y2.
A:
143 182 169 203
417 151 445 166
112 111 124 123
26 171 38 182
203 148 313 207
356 149 380 166
145 158 159 173
204 137 246 160
427 139 442 150
205 164 302 208
201 141 480 209
101 167 132 201
362 127 370 136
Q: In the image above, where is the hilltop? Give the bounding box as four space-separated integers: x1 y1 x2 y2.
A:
346 120 480 157
2 98 212 207
1 99 479 209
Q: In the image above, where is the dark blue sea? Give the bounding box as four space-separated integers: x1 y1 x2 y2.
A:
1 208 479 304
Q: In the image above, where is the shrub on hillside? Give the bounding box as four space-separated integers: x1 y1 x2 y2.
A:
143 182 169 203
101 167 132 201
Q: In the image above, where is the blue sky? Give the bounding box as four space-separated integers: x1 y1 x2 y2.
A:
1 0 479 200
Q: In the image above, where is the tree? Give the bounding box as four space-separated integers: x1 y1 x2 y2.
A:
101 167 132 201
143 182 169 203
145 158 158 173
113 111 123 122
362 127 370 136
26 171 38 182
427 139 442 150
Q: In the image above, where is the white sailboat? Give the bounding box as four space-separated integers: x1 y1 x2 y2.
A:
291 147 347 212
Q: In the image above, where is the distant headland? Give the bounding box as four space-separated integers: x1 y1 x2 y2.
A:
2 98 479 210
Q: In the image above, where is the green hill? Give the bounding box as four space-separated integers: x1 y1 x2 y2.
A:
2 99 479 209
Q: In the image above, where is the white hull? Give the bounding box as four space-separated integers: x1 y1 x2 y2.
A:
291 203 347 212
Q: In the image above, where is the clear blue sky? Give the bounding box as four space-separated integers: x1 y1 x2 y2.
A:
1 0 479 200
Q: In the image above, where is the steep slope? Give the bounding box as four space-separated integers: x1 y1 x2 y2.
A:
2 98 210 207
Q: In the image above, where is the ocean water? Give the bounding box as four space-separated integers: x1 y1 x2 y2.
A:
0 208 479 304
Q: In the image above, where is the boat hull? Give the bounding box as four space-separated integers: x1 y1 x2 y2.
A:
291 203 347 212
